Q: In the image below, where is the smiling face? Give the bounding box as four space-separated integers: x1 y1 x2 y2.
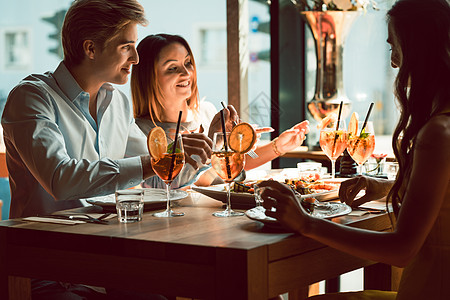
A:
155 42 195 106
94 22 139 85
387 20 403 69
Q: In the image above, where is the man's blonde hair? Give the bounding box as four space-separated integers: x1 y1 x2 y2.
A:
62 0 148 67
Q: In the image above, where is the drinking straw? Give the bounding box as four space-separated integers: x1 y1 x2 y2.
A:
335 101 344 132
352 102 374 151
331 101 344 156
221 101 238 127
168 111 182 181
220 109 232 180
359 102 374 136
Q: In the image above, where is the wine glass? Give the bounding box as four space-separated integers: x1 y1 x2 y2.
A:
211 132 246 217
152 133 185 217
347 121 375 175
319 119 348 179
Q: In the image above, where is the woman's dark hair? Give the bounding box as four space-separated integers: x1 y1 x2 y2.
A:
130 34 199 123
386 0 450 217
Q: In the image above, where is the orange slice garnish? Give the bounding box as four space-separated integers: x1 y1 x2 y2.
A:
228 122 257 154
147 127 167 160
317 113 338 130
348 112 359 137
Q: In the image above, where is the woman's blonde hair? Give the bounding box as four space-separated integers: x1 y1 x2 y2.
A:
131 34 199 123
62 0 147 67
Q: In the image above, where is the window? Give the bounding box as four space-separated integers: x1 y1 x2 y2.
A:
3 29 31 70
194 25 227 67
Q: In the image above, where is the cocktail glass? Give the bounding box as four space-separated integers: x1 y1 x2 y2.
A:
211 132 245 217
347 121 375 175
152 133 185 217
319 120 348 179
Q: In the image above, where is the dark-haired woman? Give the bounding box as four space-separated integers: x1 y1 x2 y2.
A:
258 0 450 298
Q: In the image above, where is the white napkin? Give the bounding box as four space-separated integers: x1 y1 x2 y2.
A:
348 210 370 217
23 216 86 225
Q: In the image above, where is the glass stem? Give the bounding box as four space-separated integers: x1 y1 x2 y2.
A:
331 159 336 179
357 164 363 175
225 182 232 214
165 182 171 212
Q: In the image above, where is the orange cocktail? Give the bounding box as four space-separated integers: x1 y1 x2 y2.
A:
347 120 375 175
347 134 375 165
211 151 245 183
148 127 185 217
318 114 347 179
152 152 184 182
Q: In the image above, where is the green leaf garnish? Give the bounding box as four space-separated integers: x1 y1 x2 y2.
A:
359 132 370 139
167 142 182 153
358 127 370 139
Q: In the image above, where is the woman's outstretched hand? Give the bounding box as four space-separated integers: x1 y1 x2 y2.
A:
258 180 311 233
275 120 310 154
339 175 394 207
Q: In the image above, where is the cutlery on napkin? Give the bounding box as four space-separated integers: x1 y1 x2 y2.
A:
23 216 86 225
23 213 114 225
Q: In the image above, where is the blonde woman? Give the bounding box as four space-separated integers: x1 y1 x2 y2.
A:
131 34 309 188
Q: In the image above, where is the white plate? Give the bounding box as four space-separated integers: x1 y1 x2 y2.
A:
245 203 352 228
85 188 188 211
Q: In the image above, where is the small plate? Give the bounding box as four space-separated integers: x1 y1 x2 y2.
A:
85 188 188 211
192 184 256 208
245 202 352 228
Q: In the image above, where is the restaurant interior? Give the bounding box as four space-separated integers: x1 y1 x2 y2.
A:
0 0 405 299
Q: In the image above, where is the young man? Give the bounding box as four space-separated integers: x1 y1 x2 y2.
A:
3 0 152 219
2 1 180 299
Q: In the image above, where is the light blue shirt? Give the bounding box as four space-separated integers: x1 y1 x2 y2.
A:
2 62 148 218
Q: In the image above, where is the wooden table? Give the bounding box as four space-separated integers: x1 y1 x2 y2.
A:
0 194 395 300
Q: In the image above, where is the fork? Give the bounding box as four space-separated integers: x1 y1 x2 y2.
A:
42 213 110 224
220 102 259 159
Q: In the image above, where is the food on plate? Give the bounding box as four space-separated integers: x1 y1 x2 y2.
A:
229 172 339 197
228 122 257 153
301 197 318 213
233 181 254 193
285 172 339 195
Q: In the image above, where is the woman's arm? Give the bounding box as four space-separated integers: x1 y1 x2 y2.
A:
244 121 309 170
261 116 450 267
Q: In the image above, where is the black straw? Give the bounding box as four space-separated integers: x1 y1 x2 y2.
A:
360 102 374 136
221 101 237 127
220 110 232 180
352 102 375 153
335 101 343 131
331 101 344 156
168 111 182 181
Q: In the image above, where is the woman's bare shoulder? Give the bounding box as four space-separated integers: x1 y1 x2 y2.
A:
416 114 450 152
